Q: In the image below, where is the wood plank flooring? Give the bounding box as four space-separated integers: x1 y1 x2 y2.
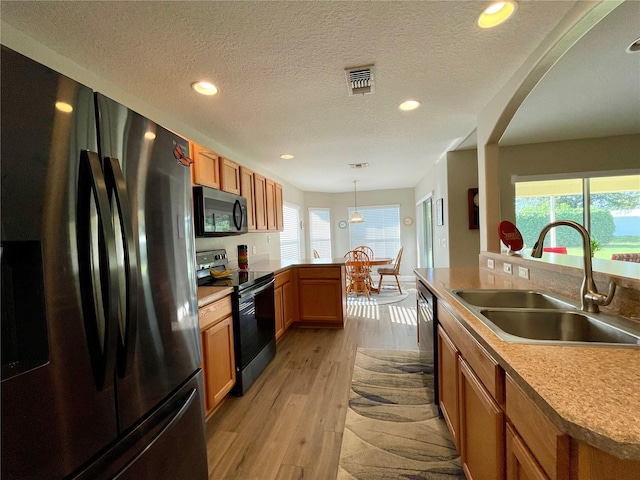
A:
205 284 419 480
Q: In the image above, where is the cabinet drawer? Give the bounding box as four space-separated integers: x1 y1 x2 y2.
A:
297 267 340 280
438 303 504 403
506 375 570 480
275 269 293 288
199 296 233 331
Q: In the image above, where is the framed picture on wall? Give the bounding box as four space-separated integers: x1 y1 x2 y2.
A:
436 198 444 226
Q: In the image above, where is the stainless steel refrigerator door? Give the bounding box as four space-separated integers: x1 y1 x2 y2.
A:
71 371 208 480
95 94 202 431
1 47 119 479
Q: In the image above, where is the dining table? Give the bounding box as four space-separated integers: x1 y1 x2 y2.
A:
345 257 392 297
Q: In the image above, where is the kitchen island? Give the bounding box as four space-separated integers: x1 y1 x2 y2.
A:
416 266 640 479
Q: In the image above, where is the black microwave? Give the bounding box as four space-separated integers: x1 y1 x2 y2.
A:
193 186 248 236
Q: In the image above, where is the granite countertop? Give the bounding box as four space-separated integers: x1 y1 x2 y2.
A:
197 286 233 308
415 267 640 461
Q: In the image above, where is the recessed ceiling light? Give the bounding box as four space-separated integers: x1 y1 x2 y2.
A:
398 100 421 111
55 101 73 113
477 1 518 29
627 36 640 53
280 154 294 160
191 81 219 96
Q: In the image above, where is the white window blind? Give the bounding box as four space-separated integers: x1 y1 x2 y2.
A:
280 203 301 260
348 205 401 258
308 208 332 258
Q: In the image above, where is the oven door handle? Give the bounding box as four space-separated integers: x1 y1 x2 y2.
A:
237 278 275 299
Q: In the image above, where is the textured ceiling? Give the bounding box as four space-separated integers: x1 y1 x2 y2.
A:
1 1 636 193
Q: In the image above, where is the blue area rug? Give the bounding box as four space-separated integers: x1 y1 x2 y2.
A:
337 349 465 480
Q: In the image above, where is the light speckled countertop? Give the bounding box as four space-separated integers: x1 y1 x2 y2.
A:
415 267 640 461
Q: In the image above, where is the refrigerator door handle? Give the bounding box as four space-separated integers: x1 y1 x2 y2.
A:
103 157 138 377
76 150 119 390
114 388 199 478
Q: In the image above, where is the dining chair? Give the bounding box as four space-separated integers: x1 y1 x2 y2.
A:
344 249 371 299
313 249 320 258
377 246 404 294
353 246 375 288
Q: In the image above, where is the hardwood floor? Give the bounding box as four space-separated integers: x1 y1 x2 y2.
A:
205 283 419 480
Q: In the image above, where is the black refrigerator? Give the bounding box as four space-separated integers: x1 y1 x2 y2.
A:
1 46 208 479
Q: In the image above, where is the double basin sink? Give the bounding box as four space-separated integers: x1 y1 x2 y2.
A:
449 289 640 347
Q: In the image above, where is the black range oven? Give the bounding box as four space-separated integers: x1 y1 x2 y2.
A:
196 249 275 395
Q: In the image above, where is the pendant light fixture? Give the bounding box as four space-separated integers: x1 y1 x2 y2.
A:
348 180 364 223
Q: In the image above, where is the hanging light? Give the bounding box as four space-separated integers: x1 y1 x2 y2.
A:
348 180 364 223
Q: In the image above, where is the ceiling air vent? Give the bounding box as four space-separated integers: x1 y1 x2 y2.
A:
348 162 369 169
345 65 374 96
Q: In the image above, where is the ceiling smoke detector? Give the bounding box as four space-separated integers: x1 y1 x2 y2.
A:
345 65 374 96
348 162 369 169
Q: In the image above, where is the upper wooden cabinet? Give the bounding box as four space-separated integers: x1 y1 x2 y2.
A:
190 142 220 189
265 179 284 232
254 173 268 231
266 179 276 230
275 183 283 231
220 157 241 194
240 166 257 231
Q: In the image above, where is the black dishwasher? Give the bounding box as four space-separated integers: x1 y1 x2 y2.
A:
417 279 439 408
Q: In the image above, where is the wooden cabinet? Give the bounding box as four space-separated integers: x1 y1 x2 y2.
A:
190 142 220 188
437 303 505 480
199 296 235 417
274 269 297 340
435 290 640 480
275 182 283 231
437 326 460 449
265 178 284 232
220 157 241 194
254 173 268 230
505 375 570 480
507 424 550 480
459 357 505 480
266 179 276 230
297 266 346 327
240 166 257 231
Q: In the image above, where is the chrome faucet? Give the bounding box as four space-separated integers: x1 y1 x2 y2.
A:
530 220 616 313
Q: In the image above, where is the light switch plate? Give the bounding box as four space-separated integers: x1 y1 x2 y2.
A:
518 266 530 279
503 263 513 274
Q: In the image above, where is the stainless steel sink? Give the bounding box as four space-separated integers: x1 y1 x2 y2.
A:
451 289 575 309
448 289 640 347
479 309 640 345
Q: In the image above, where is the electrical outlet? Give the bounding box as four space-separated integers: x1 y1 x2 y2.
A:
487 259 495 269
503 263 513 274
518 266 530 279
252 245 257 254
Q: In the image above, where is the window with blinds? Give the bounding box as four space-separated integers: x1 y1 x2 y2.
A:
280 203 301 260
308 208 332 258
348 205 401 258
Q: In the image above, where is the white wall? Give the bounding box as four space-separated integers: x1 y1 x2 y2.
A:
414 156 450 268
498 134 640 222
447 150 481 268
304 188 417 276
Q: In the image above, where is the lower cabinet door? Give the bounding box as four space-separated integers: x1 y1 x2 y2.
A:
507 424 550 480
459 357 505 480
437 326 460 449
202 315 235 413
